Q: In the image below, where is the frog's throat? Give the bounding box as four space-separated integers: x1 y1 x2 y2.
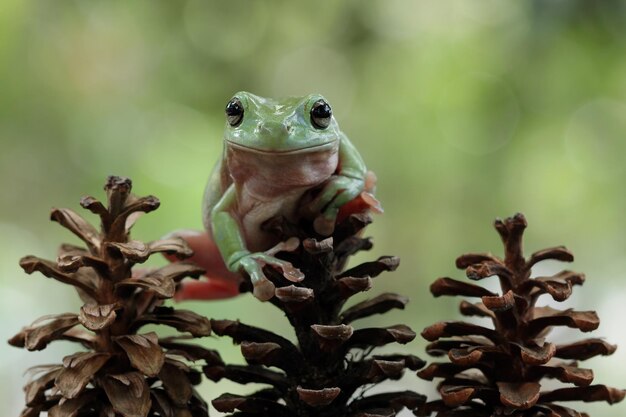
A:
225 141 337 155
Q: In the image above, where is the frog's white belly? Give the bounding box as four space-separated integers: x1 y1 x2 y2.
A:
238 185 310 252
225 144 339 252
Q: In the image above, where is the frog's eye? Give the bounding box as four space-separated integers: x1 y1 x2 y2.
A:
310 100 332 129
225 98 244 127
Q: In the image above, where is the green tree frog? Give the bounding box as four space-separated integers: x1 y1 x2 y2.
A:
173 92 380 301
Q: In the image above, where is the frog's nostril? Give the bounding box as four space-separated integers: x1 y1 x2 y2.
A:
257 122 270 135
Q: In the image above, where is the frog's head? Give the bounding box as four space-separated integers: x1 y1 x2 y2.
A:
223 91 341 154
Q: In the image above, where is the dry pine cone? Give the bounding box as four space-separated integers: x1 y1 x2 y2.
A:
417 213 625 417
207 213 426 417
9 176 222 417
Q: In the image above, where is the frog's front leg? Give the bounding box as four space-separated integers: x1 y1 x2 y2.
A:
212 185 304 301
304 134 371 235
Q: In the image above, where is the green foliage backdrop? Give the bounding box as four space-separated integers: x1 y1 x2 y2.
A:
1 1 624 415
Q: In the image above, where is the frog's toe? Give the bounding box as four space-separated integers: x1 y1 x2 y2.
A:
265 237 300 257
314 208 338 236
253 278 276 301
262 255 304 283
279 262 305 282
361 192 383 213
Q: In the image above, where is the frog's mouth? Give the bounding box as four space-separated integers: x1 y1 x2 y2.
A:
226 141 338 155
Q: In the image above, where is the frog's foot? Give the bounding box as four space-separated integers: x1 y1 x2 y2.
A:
304 171 382 235
303 175 366 235
162 229 243 300
238 251 304 301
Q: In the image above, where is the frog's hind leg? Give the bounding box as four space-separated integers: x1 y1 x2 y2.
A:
163 230 241 300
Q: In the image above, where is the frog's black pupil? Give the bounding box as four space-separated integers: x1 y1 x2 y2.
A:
311 100 332 129
312 102 331 118
225 98 244 126
226 101 242 116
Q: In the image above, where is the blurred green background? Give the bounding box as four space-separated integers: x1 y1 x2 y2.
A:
1 1 625 415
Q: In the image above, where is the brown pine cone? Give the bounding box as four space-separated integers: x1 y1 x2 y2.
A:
416 213 625 417
9 176 220 417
